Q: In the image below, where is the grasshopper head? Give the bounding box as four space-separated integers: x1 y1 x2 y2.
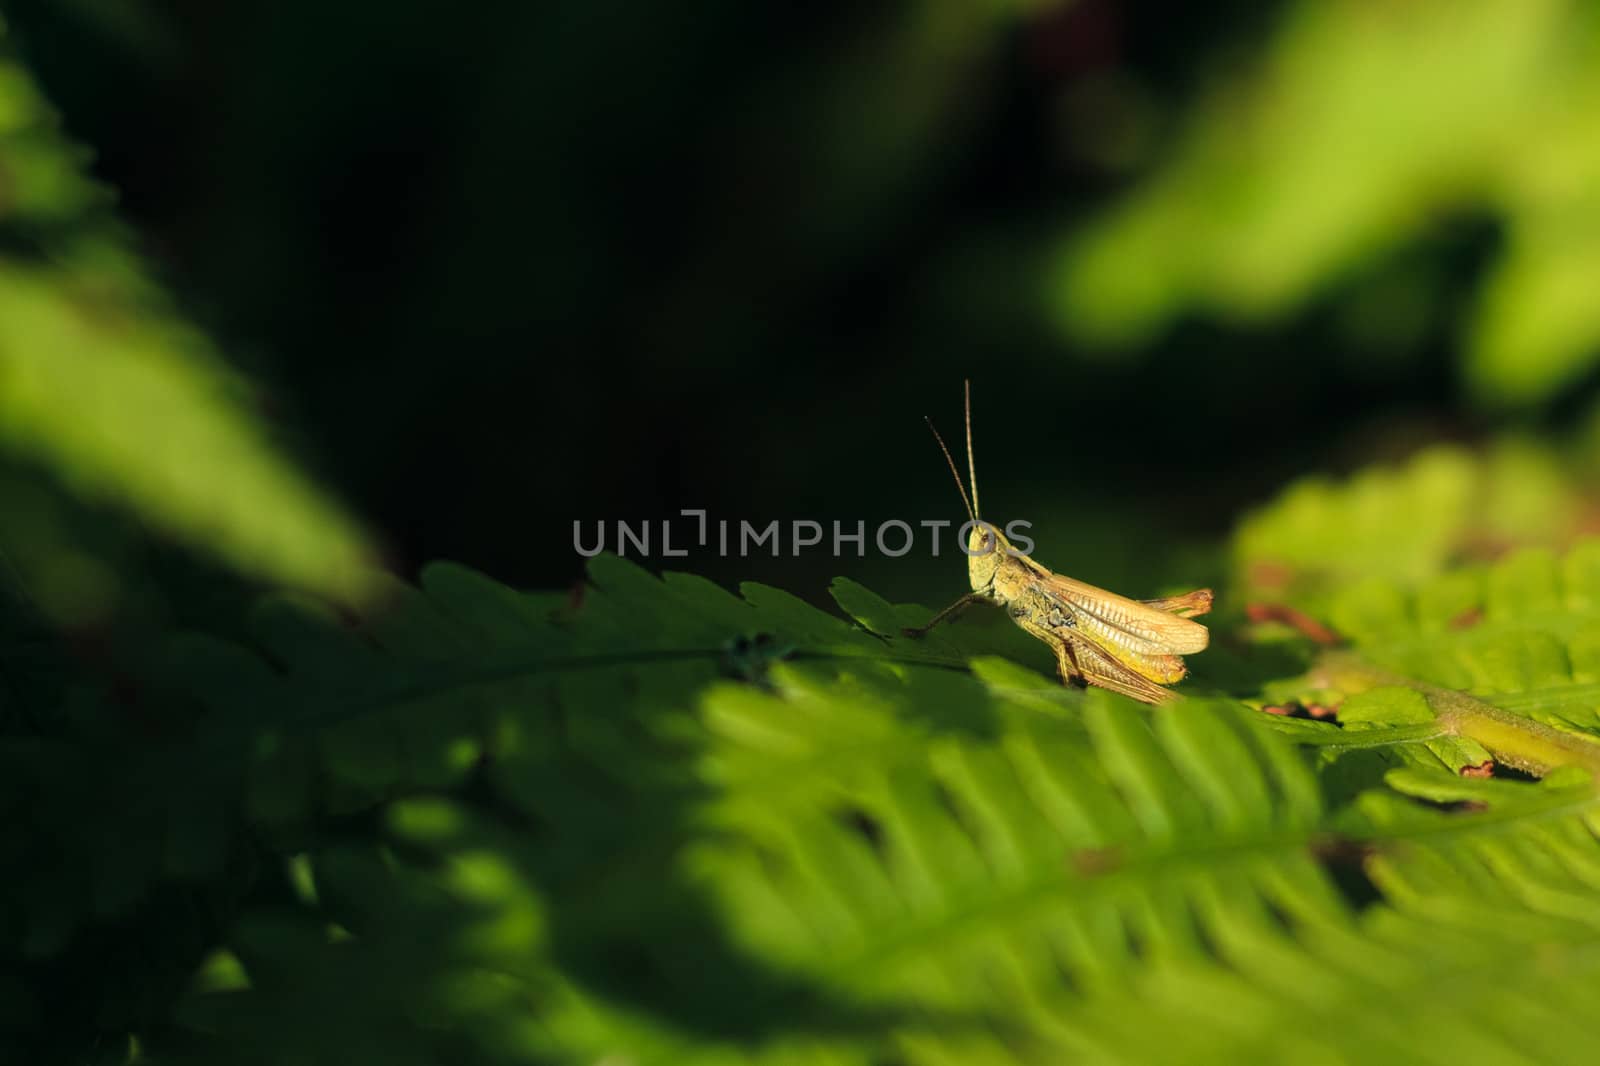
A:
966 521 1010 594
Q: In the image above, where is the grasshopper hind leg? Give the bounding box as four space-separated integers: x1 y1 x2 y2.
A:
1140 588 1214 618
1054 630 1176 704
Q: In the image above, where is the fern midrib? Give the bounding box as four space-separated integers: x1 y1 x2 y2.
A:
803 779 1600 996
1315 653 1600 777
824 828 1328 988
190 641 976 744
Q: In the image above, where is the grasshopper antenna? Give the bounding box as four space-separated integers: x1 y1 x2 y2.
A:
925 417 976 525
964 379 980 520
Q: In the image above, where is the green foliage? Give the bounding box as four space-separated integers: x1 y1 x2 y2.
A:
14 492 1600 1062
1052 0 1600 408
9 9 1600 1056
1232 439 1591 619
0 36 375 610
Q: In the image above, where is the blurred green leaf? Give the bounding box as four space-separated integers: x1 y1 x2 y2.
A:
0 41 375 604
1232 439 1593 618
1052 0 1600 409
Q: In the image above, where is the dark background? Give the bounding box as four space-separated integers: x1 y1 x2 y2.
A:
2 0 1506 605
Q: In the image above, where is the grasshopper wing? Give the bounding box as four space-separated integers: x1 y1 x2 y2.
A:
1033 570 1211 656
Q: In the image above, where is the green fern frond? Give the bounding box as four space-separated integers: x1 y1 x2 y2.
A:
1233 441 1589 619
0 40 375 605
16 456 1600 1063
37 545 1576 1063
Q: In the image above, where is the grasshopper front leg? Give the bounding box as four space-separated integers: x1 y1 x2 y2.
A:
902 593 985 638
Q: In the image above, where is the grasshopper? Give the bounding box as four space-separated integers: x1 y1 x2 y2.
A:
904 382 1212 703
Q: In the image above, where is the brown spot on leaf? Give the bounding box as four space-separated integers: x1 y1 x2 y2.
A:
1309 833 1373 865
1459 760 1495 778
1572 499 1600 536
1449 607 1484 630
1245 603 1342 646
1069 845 1123 876
1456 533 1516 563
1259 700 1339 723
